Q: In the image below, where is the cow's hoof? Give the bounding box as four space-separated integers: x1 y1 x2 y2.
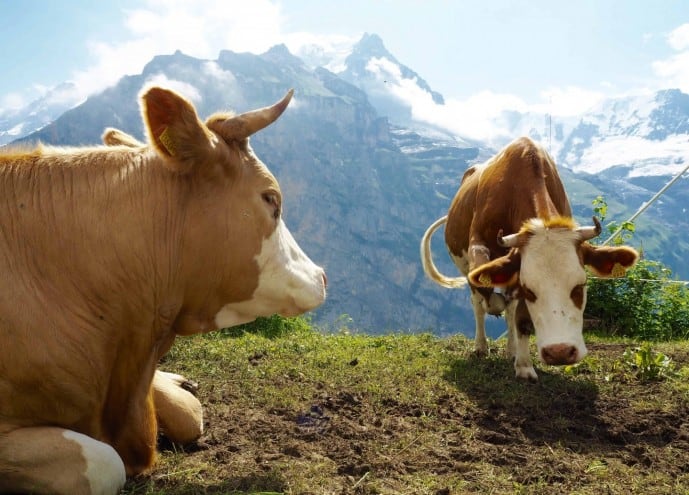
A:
474 347 488 358
162 371 200 395
181 379 199 396
515 365 538 381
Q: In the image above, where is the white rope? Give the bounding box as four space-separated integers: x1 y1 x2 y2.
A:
589 277 689 285
602 158 689 246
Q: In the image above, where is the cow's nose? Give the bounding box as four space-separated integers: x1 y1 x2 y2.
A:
541 344 578 365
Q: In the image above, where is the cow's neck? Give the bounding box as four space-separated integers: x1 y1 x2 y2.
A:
0 148 189 368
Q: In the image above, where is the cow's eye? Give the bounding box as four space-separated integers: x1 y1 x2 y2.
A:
522 285 537 302
262 192 281 219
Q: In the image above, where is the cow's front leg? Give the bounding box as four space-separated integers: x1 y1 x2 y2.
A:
0 426 126 495
514 331 537 380
153 370 204 444
470 289 488 356
505 299 537 380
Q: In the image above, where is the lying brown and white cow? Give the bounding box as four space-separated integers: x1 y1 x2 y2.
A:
421 136 638 380
0 86 326 494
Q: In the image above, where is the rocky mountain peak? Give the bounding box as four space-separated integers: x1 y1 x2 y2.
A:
351 33 394 60
261 43 305 68
3 36 689 333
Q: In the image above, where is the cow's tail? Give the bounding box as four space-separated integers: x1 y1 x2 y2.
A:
420 215 469 289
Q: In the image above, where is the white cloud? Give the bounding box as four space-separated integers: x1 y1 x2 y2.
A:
142 75 202 103
0 92 28 113
376 56 524 142
58 0 286 105
533 86 606 116
575 134 689 177
5 2 686 148
201 61 237 87
667 23 689 50
652 51 689 92
383 21 689 144
363 56 600 144
400 22 689 144
651 23 689 93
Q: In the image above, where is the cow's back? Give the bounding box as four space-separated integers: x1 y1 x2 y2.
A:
0 148 176 439
444 137 571 263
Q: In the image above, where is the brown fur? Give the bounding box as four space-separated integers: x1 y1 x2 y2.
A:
0 87 290 479
425 136 638 379
444 136 571 264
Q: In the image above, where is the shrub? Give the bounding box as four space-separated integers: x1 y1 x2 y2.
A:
586 259 689 340
585 196 689 340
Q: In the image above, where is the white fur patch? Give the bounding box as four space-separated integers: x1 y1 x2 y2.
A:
450 251 470 276
215 219 326 328
519 224 588 362
62 430 126 495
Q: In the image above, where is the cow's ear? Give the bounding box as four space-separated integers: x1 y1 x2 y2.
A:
102 127 145 148
140 86 216 173
581 243 640 278
468 252 521 288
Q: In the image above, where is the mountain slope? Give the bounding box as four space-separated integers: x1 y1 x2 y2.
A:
11 44 481 335
0 82 83 145
6 35 689 333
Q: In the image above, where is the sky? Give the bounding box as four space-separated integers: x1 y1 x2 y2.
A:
1 0 689 126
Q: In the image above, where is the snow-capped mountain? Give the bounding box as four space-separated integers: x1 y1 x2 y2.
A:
2 34 689 333
0 82 84 146
291 33 689 180
5 34 689 181
556 90 689 177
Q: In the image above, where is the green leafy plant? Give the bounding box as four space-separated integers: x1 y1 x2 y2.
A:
616 343 678 381
591 195 636 246
586 197 689 340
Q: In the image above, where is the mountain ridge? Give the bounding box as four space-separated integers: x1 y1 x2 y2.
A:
2 34 689 334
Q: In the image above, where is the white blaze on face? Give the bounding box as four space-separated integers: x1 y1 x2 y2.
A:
518 223 588 363
215 219 326 328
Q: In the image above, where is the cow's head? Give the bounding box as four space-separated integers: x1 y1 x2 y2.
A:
139 86 326 332
467 216 638 366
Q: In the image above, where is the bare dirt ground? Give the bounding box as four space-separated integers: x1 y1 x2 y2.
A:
124 336 689 495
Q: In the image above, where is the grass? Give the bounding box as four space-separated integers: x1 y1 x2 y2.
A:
123 318 689 495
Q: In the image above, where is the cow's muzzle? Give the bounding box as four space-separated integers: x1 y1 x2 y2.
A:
541 343 579 366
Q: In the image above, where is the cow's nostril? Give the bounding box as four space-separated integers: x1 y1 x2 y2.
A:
541 344 578 365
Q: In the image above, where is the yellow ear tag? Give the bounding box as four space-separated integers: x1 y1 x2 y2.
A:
611 262 626 278
478 273 492 287
159 127 177 156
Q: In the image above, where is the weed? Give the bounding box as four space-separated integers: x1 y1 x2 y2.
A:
615 343 678 381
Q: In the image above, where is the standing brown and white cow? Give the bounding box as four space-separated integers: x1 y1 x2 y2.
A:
421 137 638 380
0 86 326 494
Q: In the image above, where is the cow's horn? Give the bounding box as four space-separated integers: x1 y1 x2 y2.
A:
220 89 294 140
497 231 521 248
576 216 602 241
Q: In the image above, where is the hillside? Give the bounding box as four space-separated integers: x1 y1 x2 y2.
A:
121 321 689 495
5 35 689 334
